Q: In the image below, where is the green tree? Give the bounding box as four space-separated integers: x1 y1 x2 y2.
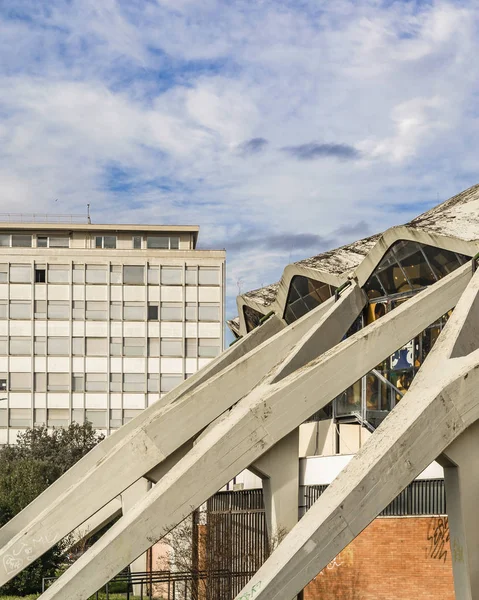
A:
0 422 104 596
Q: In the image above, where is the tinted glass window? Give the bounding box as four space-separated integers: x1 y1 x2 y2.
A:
243 305 264 333
284 276 335 325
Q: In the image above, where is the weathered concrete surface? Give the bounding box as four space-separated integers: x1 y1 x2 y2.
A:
66 498 122 550
0 306 337 586
234 264 479 600
0 316 282 550
35 271 470 600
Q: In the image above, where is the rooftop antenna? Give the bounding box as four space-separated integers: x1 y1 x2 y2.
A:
87 204 91 224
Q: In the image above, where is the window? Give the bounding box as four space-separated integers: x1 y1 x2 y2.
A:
0 264 7 282
48 265 69 284
123 337 145 357
85 410 106 428
11 234 32 248
110 265 122 284
0 301 6 319
48 408 69 427
73 264 85 283
148 266 159 285
161 338 182 357
133 236 142 249
123 265 144 285
124 302 144 321
284 276 335 326
186 267 197 285
72 409 84 424
198 338 220 358
110 373 122 392
123 409 142 423
147 235 169 249
161 267 182 285
34 336 46 354
0 409 6 427
10 264 31 283
110 302 121 320
86 337 107 356
49 237 69 248
123 373 145 392
85 373 107 392
10 408 31 427
10 337 31 355
161 302 182 321
34 373 46 392
186 303 197 321
147 303 158 320
72 300 84 320
198 267 220 286
0 376 6 392
47 373 69 391
72 374 84 392
95 236 116 249
198 303 220 321
34 300 46 318
86 265 107 284
186 338 197 357
160 375 182 393
10 373 31 391
48 300 69 319
148 338 159 356
147 373 159 392
35 268 46 283
48 337 69 355
0 235 9 247
10 301 30 319
110 338 122 356
0 337 7 354
110 408 122 428
86 301 107 320
72 337 84 355
34 408 46 425
37 236 48 248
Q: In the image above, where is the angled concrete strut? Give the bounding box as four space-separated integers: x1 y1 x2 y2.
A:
36 267 470 600
0 301 335 585
235 265 479 600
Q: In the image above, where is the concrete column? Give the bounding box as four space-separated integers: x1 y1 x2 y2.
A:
439 420 479 600
252 428 300 543
121 478 152 594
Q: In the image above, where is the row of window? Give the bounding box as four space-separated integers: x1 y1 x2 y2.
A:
0 264 220 286
0 336 220 357
0 408 146 429
0 372 186 393
0 233 182 250
0 300 220 322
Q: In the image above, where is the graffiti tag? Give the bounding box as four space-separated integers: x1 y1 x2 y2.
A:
427 517 449 563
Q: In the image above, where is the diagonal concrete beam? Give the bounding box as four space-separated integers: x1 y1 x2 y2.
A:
36 269 470 600
0 302 338 585
0 315 283 550
234 265 479 600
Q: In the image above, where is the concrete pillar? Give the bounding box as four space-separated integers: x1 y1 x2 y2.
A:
439 420 479 600
252 428 300 543
121 478 152 595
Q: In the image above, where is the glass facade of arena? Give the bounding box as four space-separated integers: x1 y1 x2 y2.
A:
243 305 265 333
293 240 470 428
284 276 336 325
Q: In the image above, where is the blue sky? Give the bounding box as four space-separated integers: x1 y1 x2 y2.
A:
1 0 479 323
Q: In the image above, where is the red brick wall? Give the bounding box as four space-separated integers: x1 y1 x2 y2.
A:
304 516 454 600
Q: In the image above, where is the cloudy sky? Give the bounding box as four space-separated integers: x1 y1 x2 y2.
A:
1 0 479 322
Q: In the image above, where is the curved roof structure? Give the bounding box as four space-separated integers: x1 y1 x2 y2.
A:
232 183 479 336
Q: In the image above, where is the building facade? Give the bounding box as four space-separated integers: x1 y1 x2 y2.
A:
0 221 225 444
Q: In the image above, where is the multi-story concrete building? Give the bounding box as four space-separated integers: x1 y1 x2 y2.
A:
0 220 225 444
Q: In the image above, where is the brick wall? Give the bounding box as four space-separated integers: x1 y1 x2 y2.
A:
304 516 454 600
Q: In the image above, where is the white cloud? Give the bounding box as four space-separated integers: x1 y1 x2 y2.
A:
0 0 479 319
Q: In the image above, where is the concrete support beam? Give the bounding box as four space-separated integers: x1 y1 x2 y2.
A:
0 316 283 550
67 498 122 549
252 428 300 541
439 420 479 600
0 308 329 585
35 272 468 600
234 264 479 600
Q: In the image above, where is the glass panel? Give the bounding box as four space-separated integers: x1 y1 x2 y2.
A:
334 379 362 417
243 305 263 332
123 337 145 357
161 267 182 285
10 264 31 283
11 234 32 247
198 338 220 358
160 339 182 356
147 236 169 249
49 237 70 248
161 302 182 321
284 276 334 325
199 303 220 321
198 267 220 285
133 236 142 249
37 236 48 248
123 265 144 285
104 236 116 249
